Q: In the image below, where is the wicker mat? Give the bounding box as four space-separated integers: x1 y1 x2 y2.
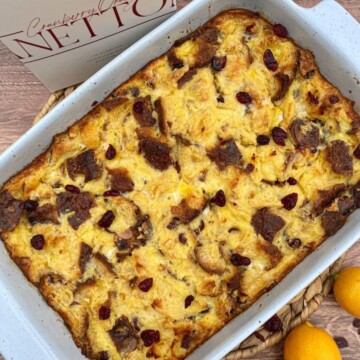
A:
34 86 346 359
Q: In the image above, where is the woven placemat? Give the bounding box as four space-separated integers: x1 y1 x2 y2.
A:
34 87 346 359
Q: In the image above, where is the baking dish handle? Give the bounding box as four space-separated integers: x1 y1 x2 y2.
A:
294 0 360 66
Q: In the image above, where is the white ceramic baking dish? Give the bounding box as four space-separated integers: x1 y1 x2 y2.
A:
0 0 359 359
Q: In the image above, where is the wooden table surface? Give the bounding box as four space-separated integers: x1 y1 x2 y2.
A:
0 1 359 359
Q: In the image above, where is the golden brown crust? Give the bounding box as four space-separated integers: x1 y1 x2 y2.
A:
1 8 360 360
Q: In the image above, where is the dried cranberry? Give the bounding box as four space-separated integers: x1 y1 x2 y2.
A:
245 164 255 173
288 238 302 248
236 91 252 105
65 185 81 194
353 145 360 159
138 278 153 292
287 177 297 185
23 200 39 212
212 56 227 71
257 135 270 145
308 91 319 104
329 95 340 104
98 210 115 228
281 193 298 210
106 145 116 160
98 306 110 320
264 314 283 332
31 234 45 250
272 127 288 146
185 295 195 308
103 190 121 197
217 95 225 103
133 100 144 114
141 329 160 347
210 190 226 207
230 253 251 266
273 23 288 38
263 49 278 71
179 233 187 244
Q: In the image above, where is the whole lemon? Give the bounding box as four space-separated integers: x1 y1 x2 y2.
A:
284 322 341 360
334 266 360 318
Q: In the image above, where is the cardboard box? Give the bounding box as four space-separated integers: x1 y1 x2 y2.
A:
0 0 176 90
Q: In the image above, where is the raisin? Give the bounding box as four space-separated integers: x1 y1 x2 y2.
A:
138 278 153 292
334 337 349 349
98 210 115 228
185 295 195 308
281 193 298 210
230 253 251 266
287 238 302 248
245 164 255 173
272 127 288 146
167 218 178 230
264 314 283 332
353 318 360 328
257 135 270 145
212 56 227 71
210 190 226 207
141 330 160 347
65 185 81 194
263 49 278 71
99 306 110 320
178 233 187 244
23 200 39 212
31 234 45 250
308 91 319 104
353 145 360 159
181 334 192 349
287 177 297 186
236 92 252 104
329 95 340 104
103 190 121 197
273 23 288 38
217 95 225 103
106 145 116 160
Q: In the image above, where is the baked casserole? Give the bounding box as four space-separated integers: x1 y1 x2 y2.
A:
1 9 360 360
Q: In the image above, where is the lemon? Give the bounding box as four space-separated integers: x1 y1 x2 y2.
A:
334 266 360 318
284 322 341 360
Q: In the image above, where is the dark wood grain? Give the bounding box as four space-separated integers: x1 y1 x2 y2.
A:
0 1 359 360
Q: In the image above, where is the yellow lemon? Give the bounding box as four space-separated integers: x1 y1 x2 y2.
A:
334 266 360 318
284 322 341 360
